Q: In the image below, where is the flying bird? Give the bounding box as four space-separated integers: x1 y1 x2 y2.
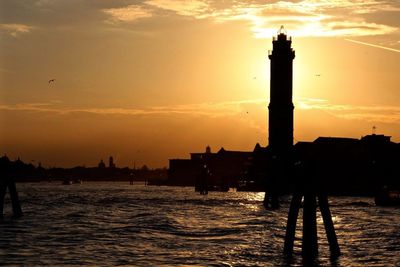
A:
315 74 321 77
48 79 56 84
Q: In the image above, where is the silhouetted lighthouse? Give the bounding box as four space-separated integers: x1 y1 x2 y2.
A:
263 26 295 209
268 26 295 153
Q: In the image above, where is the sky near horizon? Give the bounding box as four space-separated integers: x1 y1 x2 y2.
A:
1 0 400 168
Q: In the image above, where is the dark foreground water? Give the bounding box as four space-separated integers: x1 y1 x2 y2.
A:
1 183 400 266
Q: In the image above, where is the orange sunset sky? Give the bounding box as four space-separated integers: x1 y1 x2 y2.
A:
1 0 400 168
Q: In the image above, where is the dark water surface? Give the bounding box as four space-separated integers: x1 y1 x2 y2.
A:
1 182 400 266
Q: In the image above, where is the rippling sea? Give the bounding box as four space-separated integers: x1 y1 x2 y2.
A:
1 182 400 266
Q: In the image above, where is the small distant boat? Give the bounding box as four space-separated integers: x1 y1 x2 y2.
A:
237 180 262 192
210 185 229 192
62 179 72 185
375 187 400 206
195 184 229 193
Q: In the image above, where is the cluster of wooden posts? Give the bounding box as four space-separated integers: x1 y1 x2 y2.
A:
0 178 22 220
284 191 340 258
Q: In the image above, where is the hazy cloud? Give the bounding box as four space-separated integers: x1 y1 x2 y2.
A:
146 0 208 17
296 97 400 124
103 5 152 22
0 23 35 37
0 68 15 74
0 99 265 117
202 0 399 38
2 0 399 39
3 98 400 124
143 0 399 38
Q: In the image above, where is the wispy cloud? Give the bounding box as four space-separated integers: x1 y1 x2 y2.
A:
3 0 399 40
204 1 398 38
0 68 15 74
3 98 400 124
0 99 266 118
112 0 398 38
103 5 152 22
146 0 208 17
296 97 400 124
0 23 35 37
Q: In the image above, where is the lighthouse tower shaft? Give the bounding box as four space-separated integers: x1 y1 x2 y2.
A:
268 31 295 153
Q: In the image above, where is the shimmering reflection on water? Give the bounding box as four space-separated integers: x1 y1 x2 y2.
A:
1 183 400 266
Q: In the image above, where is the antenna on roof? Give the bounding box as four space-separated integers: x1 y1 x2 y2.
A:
372 125 376 135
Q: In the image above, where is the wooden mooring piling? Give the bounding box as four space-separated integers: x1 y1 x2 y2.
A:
284 191 340 258
0 178 23 220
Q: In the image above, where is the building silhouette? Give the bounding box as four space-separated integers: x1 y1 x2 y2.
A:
109 156 115 168
168 146 251 189
98 159 106 168
293 134 400 195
